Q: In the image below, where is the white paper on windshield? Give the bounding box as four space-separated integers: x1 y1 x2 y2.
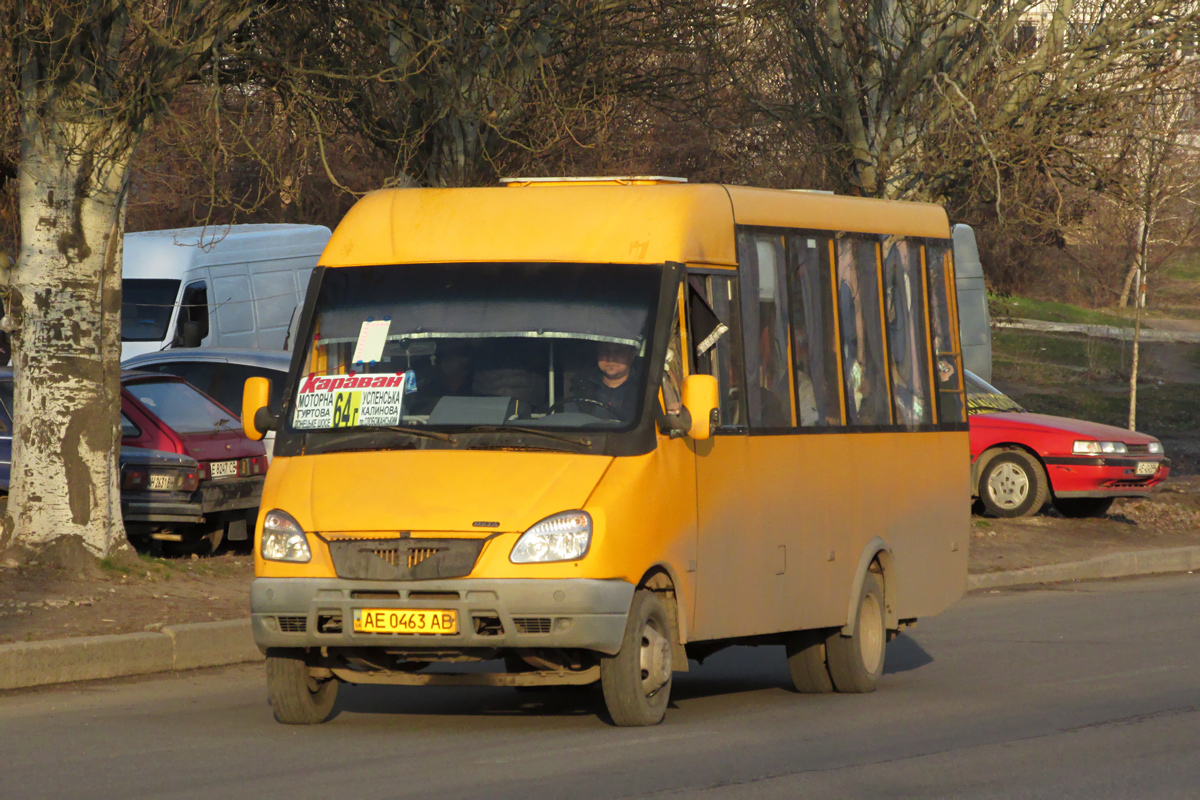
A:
292 372 406 429
351 319 391 365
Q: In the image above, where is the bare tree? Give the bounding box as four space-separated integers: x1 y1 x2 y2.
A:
754 0 1200 207
0 1 253 560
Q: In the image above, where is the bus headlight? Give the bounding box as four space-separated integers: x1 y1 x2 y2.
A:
261 509 312 563
510 511 592 563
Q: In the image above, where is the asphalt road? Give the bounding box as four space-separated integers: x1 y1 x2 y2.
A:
3 574 1199 800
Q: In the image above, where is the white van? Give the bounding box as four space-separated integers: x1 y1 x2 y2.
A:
121 224 331 361
953 223 992 383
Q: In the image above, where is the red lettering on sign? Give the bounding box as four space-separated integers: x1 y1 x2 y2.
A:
300 373 319 393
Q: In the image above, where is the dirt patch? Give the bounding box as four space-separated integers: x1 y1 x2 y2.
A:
969 476 1200 573
0 549 253 645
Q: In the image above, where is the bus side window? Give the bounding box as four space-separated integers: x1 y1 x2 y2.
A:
693 275 746 429
787 235 842 426
926 242 967 423
737 231 795 429
883 238 933 427
836 235 890 426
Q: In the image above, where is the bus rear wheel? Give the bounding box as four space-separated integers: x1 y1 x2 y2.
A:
825 572 886 693
785 629 834 693
600 590 673 727
266 649 338 724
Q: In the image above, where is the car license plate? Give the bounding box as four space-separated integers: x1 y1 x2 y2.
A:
1135 461 1158 476
148 474 175 490
353 608 458 635
209 460 238 479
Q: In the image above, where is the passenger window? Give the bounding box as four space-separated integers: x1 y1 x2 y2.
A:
120 412 141 438
692 275 746 429
925 242 967 423
883 238 933 427
836 235 890 426
737 232 794 429
176 282 210 344
788 235 842 426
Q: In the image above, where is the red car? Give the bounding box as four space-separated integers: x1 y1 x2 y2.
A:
966 371 1169 518
121 371 267 550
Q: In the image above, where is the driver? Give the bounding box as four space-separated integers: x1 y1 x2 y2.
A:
567 342 639 421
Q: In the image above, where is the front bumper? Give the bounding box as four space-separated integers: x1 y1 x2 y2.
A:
1046 456 1170 498
250 577 635 655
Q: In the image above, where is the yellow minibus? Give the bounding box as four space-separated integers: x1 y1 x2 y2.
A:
243 178 970 726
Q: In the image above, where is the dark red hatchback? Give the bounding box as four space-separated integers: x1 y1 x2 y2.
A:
121 371 267 549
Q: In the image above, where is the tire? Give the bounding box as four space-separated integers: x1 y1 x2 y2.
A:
600 589 673 727
266 649 338 724
825 572 886 694
978 451 1048 518
785 629 834 693
1055 497 1115 518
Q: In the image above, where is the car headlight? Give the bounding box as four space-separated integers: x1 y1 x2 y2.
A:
1073 440 1127 455
1148 442 1164 454
260 509 312 563
510 511 592 564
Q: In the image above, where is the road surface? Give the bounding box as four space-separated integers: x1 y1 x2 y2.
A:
3 574 1198 799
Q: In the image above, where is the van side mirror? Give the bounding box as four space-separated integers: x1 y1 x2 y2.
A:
681 374 719 440
176 320 204 348
243 377 277 440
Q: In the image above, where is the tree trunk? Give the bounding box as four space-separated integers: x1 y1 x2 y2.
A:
1127 216 1148 431
4 112 129 557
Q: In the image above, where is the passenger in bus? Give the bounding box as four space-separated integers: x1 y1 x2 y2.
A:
567 342 640 421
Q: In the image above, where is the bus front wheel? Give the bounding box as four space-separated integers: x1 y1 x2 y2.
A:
825 572 886 693
600 589 673 727
266 648 338 724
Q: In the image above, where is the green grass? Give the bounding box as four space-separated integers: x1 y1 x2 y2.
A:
990 293 1134 328
991 329 1128 383
99 557 131 575
1012 384 1200 437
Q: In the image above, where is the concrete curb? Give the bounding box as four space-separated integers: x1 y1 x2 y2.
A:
4 549 1200 692
0 619 262 691
967 545 1200 591
995 318 1200 343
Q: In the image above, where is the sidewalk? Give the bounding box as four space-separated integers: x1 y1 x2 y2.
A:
995 317 1200 343
3 546 1199 692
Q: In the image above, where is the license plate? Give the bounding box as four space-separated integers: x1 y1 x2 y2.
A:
148 474 175 490
209 460 238 479
1135 461 1158 476
353 608 458 635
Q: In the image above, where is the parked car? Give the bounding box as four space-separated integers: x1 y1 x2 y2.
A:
966 370 1170 518
122 348 291 459
0 373 205 545
121 370 268 549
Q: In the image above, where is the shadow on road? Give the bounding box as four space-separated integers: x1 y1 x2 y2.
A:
331 638 935 722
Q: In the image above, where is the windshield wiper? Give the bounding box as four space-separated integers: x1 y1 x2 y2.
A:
376 425 456 442
465 425 591 446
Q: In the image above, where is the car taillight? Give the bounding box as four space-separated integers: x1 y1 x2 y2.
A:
239 456 268 476
121 467 149 490
197 462 211 481
181 470 200 492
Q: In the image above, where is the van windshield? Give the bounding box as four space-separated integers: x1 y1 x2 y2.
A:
122 279 180 342
290 262 661 435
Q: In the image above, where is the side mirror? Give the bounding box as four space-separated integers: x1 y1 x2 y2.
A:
681 374 719 440
175 320 204 348
243 377 277 441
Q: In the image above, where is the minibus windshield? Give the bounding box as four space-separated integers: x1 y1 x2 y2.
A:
291 262 660 436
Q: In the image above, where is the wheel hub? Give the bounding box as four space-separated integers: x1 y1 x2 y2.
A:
639 623 672 697
987 462 1029 508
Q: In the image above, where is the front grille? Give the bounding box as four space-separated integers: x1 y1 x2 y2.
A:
513 617 553 634
278 616 307 633
1125 444 1152 455
327 537 486 581
1105 479 1151 488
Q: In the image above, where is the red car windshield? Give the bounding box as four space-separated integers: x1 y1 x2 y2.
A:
965 371 1025 414
126 380 238 434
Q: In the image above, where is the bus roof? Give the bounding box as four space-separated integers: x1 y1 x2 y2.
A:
319 184 950 269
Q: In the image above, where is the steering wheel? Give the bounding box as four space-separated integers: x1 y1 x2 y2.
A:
549 396 618 417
